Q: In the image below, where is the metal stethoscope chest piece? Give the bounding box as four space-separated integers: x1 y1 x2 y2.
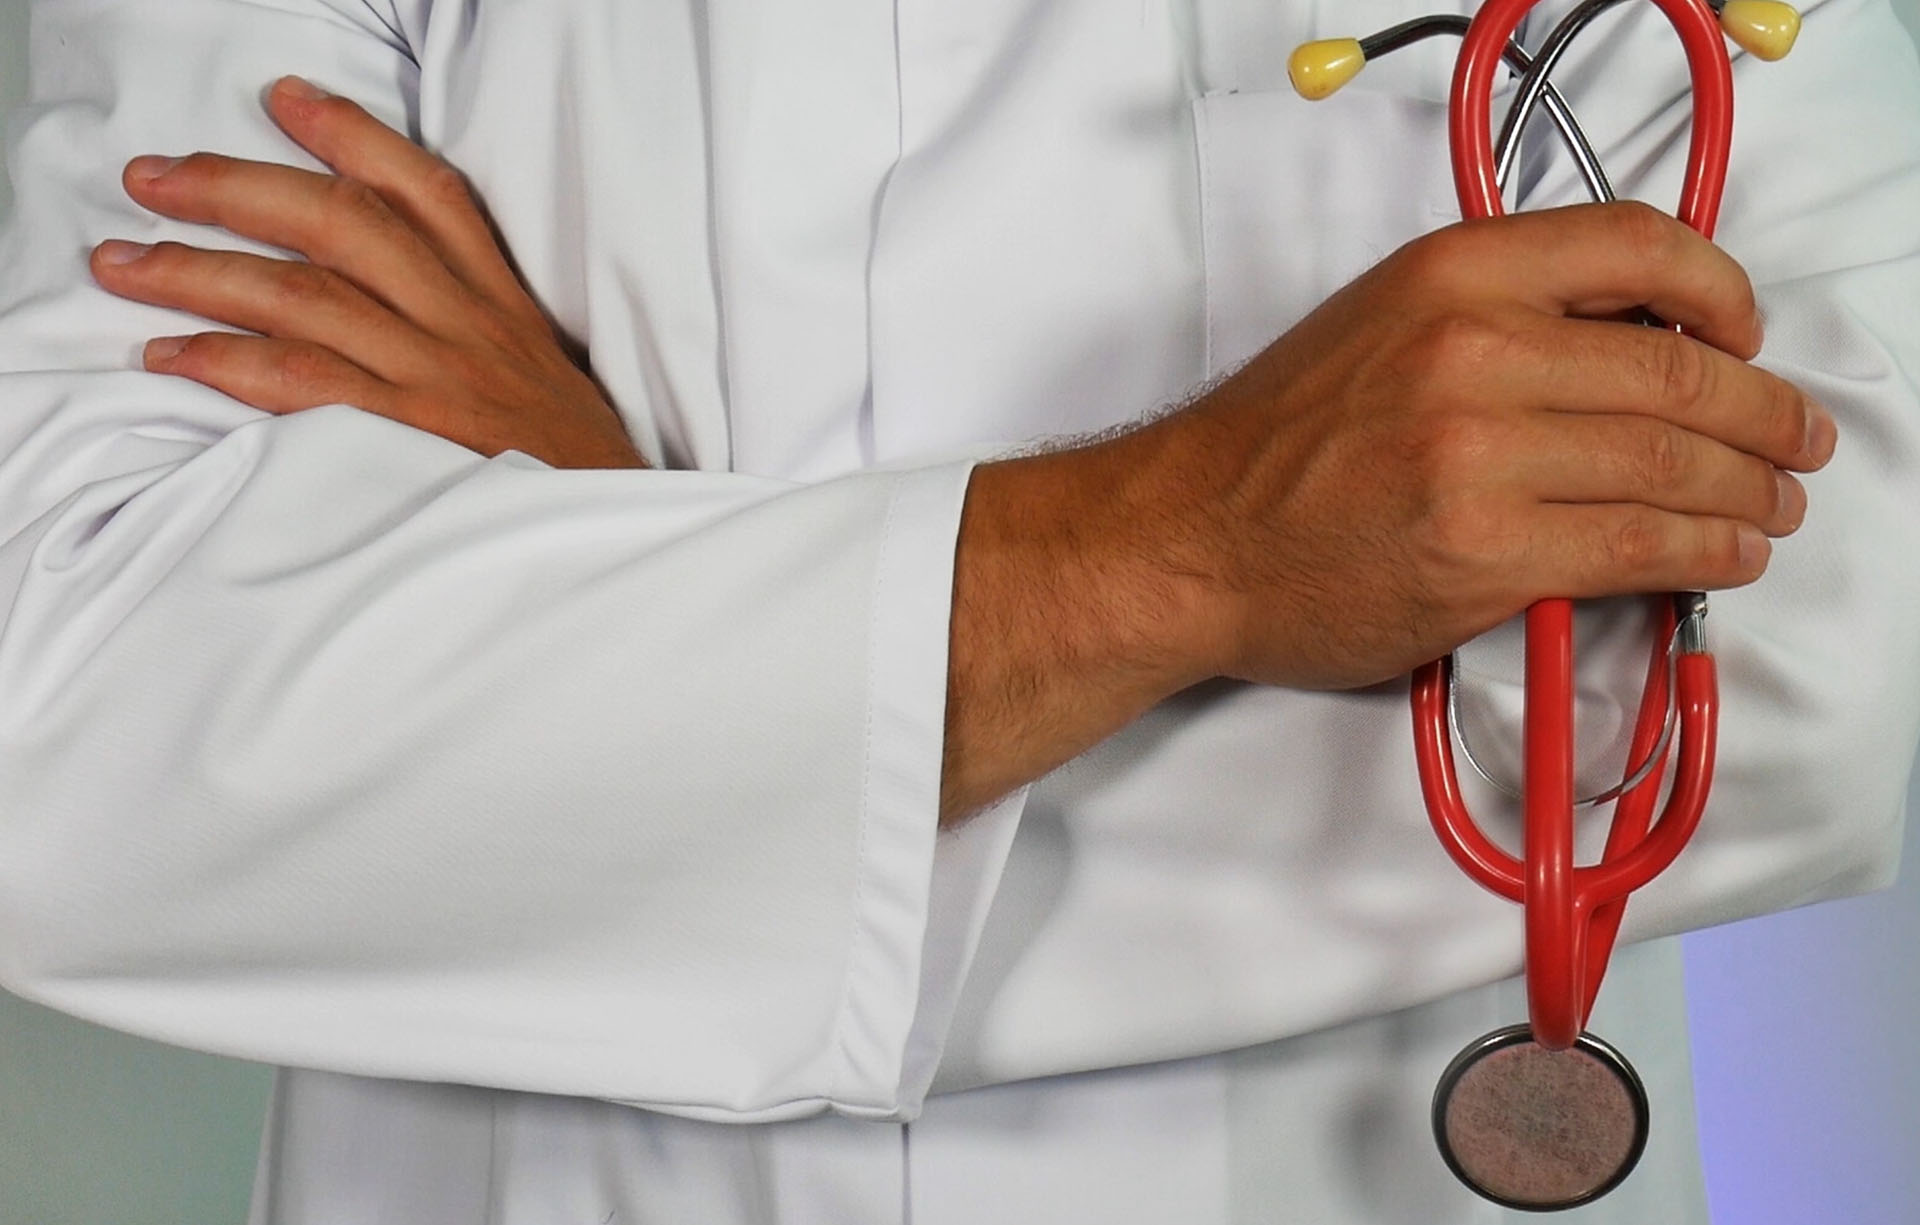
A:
1292 0 1799 1210
1432 1025 1651 1210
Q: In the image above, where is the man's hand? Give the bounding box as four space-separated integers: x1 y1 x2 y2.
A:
945 202 1832 818
1164 201 1828 688
90 76 644 470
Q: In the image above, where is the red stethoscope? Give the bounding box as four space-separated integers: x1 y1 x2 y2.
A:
1292 0 1799 1209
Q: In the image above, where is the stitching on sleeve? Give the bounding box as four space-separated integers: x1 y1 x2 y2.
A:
826 472 904 1107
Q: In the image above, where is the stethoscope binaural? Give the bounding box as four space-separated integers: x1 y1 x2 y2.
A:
1290 0 1801 1211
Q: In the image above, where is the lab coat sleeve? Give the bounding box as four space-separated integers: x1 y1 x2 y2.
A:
0 0 968 1123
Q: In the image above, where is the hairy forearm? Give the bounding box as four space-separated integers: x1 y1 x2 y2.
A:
940 418 1225 825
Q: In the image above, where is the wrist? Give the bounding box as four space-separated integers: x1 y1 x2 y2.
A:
967 418 1231 704
941 411 1238 823
1089 409 1245 686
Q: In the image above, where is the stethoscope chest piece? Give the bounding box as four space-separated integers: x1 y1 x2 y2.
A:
1433 1025 1650 1212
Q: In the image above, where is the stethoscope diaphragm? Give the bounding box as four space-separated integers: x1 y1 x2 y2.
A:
1432 1025 1650 1211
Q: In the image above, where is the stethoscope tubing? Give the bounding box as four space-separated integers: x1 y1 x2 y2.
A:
1415 0 1734 1051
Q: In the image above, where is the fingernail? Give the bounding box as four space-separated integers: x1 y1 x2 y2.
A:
1738 524 1770 572
95 239 152 266
126 154 183 183
144 336 190 363
278 76 331 103
1804 401 1838 466
1774 469 1805 532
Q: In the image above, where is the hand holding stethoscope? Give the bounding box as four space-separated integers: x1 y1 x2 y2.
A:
1290 0 1801 1210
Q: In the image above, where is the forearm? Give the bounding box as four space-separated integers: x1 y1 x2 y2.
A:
0 386 973 1113
941 419 1225 823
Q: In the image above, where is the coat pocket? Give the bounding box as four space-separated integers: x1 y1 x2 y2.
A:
1193 85 1462 376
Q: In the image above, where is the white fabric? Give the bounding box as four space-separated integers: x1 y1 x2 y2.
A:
0 0 974 1122
246 940 1706 1225
0 0 1914 1220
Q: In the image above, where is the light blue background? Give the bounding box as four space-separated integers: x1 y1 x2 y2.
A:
0 3 1917 1222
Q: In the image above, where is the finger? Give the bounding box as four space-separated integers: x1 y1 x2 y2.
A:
1446 201 1762 359
143 331 396 417
1524 315 1834 473
263 77 542 320
92 239 433 384
119 151 484 341
1511 412 1805 538
1530 505 1770 599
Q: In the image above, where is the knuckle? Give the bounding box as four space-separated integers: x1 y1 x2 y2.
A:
1646 335 1711 409
270 259 346 306
1606 508 1667 573
310 94 361 125
179 332 224 362
272 343 337 388
1422 411 1501 476
1609 200 1679 269
140 240 193 271
419 161 479 214
434 340 495 393
462 302 521 354
1636 423 1688 492
1423 495 1499 568
390 389 459 439
1404 418 1513 569
476 306 553 370
1408 313 1505 384
172 151 227 184
1395 223 1478 291
321 174 395 231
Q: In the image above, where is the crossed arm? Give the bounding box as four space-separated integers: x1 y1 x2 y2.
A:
93 77 1829 823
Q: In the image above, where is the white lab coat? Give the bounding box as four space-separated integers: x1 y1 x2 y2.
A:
1 0 1916 1220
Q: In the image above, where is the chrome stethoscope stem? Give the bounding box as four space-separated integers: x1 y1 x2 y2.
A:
1494 0 1632 193
1356 15 1615 203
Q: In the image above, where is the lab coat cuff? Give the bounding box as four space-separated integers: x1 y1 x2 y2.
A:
825 458 1020 1118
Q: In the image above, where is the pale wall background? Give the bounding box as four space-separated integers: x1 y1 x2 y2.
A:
0 2 1917 1222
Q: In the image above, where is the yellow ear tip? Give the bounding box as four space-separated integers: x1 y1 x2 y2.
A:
1288 38 1367 101
1720 0 1801 61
